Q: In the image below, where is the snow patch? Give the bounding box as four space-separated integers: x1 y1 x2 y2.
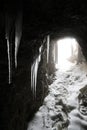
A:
28 62 87 130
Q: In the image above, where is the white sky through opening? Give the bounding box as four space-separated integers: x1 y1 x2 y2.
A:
55 37 78 71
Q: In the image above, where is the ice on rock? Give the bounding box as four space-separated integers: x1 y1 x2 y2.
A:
31 45 42 97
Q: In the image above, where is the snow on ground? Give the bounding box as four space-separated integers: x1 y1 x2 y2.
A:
27 62 87 130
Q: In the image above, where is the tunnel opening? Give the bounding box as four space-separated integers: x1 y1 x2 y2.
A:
53 36 85 71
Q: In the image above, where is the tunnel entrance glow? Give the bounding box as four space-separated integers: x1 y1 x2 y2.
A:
55 37 79 70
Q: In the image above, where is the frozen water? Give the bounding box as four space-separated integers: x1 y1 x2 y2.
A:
31 45 42 97
7 39 12 84
47 35 50 63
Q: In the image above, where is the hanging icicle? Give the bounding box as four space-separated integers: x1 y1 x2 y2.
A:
53 43 56 63
15 35 21 68
47 35 50 63
31 45 43 98
5 12 22 84
53 43 58 64
15 12 22 68
5 15 12 84
6 38 12 84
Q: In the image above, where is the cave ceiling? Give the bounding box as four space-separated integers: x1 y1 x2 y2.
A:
0 0 87 40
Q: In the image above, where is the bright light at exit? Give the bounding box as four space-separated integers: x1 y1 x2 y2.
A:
55 37 78 71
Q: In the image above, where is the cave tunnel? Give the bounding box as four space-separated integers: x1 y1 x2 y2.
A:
1 0 87 130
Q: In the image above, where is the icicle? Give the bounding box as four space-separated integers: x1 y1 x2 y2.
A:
54 43 56 63
47 35 50 63
15 37 18 68
31 61 34 91
32 61 35 95
31 45 42 98
15 12 22 68
6 38 12 84
34 59 38 98
31 58 38 98
39 45 43 53
55 43 58 64
39 45 43 62
15 36 21 68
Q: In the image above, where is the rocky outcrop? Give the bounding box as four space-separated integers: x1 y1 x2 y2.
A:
78 85 87 115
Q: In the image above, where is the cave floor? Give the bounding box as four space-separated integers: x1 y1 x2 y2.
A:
27 62 87 130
